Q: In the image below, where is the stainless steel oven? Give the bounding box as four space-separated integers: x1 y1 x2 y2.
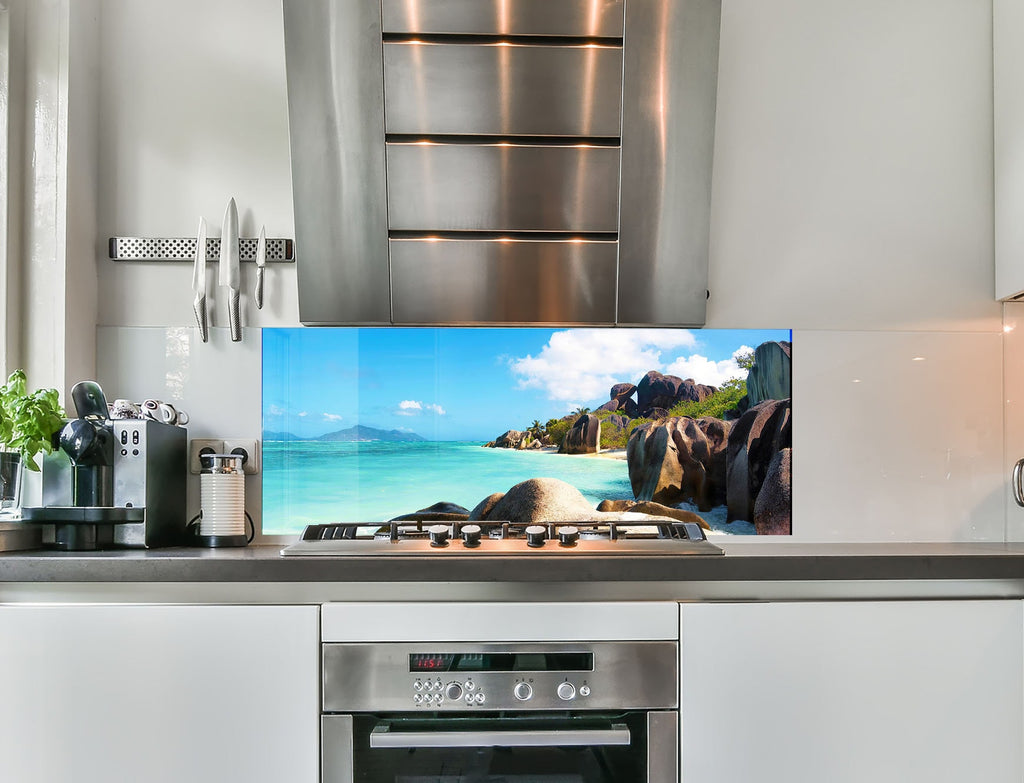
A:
321 641 678 783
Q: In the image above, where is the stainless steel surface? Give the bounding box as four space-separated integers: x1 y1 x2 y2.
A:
322 715 354 783
617 0 721 326
284 536 722 557
390 238 617 324
110 420 188 548
283 0 392 325
109 236 293 263
286 0 721 326
386 142 620 232
254 225 266 310
381 0 625 36
368 723 631 748
219 198 241 342
647 711 678 783
387 142 618 230
383 42 623 137
322 641 678 712
0 521 42 552
191 217 208 342
199 453 244 475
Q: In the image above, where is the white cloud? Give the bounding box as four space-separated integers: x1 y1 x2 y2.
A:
396 400 446 417
508 329 698 402
297 411 309 418
664 345 753 387
266 404 285 417
322 413 343 423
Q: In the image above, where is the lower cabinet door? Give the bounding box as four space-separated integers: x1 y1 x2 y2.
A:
680 600 1023 783
0 604 319 783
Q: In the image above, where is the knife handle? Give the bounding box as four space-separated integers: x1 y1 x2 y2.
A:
193 296 209 343
255 267 265 310
228 289 242 342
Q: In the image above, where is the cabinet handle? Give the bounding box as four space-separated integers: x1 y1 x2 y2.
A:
1013 458 1024 507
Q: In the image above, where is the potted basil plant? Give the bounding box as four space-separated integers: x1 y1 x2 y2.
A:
0 370 65 515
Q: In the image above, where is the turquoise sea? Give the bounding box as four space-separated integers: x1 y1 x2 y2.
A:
262 441 635 535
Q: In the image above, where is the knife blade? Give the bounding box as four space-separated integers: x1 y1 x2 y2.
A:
254 224 266 310
192 217 209 342
219 197 241 342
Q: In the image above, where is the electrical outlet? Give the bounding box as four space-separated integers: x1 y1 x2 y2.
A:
189 439 224 474
223 438 260 475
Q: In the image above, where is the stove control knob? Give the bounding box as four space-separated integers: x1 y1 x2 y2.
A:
428 524 450 547
557 526 579 547
461 524 482 548
514 682 533 701
445 682 463 701
525 525 547 548
557 682 576 701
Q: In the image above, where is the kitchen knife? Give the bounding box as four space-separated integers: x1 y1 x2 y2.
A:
219 197 241 342
254 224 266 310
192 217 209 342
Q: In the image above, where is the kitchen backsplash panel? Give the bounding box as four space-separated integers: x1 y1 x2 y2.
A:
261 328 793 536
96 326 1006 542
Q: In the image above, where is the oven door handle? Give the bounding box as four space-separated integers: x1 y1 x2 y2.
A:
369 723 632 749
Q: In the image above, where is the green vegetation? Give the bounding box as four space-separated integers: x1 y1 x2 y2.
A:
544 416 573 448
667 377 747 420
0 370 65 471
599 416 650 450
519 367 750 451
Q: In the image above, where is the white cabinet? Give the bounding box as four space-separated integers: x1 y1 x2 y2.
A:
996 0 1024 299
680 601 1023 783
0 604 319 783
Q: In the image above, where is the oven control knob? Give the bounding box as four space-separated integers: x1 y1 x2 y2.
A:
525 525 547 547
445 682 463 701
557 526 579 546
428 524 450 547
461 524 482 548
556 682 576 701
513 682 533 701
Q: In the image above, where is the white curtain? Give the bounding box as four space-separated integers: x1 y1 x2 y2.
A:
0 0 12 380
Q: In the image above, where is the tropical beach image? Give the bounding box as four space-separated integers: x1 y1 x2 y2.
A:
262 328 792 536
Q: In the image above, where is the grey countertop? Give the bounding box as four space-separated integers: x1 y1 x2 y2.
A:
2 541 1024 584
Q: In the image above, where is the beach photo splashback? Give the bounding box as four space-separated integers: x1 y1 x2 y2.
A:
262 328 793 535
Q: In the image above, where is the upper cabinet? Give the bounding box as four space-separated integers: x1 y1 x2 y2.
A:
283 0 721 326
995 0 1024 300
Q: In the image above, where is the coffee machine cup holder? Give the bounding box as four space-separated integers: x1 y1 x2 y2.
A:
20 506 146 551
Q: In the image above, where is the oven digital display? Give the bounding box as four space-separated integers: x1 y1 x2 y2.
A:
409 652 594 673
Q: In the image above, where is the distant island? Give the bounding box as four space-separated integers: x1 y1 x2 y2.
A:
264 425 427 443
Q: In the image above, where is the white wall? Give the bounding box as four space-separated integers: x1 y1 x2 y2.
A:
91 0 1008 542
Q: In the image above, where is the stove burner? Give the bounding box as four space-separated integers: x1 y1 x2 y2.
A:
281 516 724 557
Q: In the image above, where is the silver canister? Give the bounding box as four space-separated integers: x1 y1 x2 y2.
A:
198 453 248 547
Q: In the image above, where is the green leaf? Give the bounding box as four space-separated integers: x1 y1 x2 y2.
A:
0 370 65 471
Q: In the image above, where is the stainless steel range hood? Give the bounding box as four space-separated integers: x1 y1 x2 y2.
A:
283 0 721 326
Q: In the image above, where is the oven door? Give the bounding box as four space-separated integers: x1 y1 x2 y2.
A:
323 711 677 783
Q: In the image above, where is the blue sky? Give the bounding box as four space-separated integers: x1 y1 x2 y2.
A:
262 328 791 441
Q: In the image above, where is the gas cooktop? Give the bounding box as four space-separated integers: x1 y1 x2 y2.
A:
280 519 724 556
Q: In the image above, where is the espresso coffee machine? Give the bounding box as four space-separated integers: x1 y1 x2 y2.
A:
22 381 187 550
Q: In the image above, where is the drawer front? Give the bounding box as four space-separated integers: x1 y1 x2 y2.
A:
384 42 623 137
390 239 617 324
386 143 621 232
381 0 625 37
